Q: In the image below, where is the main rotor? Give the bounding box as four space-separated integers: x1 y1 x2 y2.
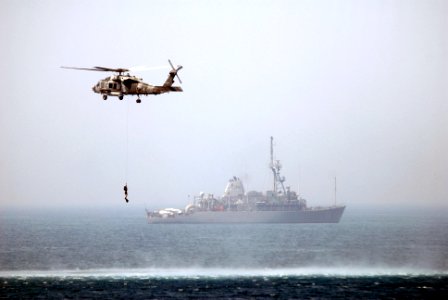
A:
61 60 182 77
61 66 129 75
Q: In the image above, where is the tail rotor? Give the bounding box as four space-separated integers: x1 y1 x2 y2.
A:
168 59 183 84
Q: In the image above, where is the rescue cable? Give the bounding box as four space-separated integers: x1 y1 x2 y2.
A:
123 100 130 203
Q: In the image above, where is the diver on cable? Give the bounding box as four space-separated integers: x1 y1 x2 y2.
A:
124 184 129 203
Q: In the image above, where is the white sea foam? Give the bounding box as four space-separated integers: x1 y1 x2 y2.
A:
0 267 446 278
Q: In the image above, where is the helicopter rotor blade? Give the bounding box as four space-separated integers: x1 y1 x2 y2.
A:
61 66 104 72
61 66 129 73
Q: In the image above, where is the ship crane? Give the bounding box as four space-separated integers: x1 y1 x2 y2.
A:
270 136 287 198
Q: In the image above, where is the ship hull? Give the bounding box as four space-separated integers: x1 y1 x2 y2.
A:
147 206 345 224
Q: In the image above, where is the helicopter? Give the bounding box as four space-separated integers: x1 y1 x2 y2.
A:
61 60 183 103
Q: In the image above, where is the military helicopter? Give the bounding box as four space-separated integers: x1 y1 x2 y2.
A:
61 60 183 103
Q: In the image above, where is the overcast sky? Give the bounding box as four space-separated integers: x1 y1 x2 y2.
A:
1 0 447 210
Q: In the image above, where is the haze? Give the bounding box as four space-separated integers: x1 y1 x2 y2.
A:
0 0 446 210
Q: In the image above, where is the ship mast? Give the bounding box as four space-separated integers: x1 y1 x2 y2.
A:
270 136 276 193
269 137 287 198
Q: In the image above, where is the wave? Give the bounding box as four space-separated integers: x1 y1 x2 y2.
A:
1 267 447 278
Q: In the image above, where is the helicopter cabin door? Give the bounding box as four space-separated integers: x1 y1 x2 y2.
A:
107 81 121 92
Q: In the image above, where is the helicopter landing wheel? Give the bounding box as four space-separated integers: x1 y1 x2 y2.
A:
136 98 142 104
102 95 108 100
118 95 124 100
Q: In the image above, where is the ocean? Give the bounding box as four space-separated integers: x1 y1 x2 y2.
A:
1 206 447 299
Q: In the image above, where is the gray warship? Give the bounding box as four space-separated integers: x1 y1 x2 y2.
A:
146 137 345 224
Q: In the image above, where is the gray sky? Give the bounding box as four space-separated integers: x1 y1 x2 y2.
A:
1 0 447 209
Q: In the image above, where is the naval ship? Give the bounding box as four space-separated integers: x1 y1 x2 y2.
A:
146 137 345 224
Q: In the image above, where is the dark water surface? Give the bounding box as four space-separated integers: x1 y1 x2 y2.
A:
1 206 447 298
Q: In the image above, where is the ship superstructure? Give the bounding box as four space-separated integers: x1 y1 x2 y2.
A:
146 137 345 223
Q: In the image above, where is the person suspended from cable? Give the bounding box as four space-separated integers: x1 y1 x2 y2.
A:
123 184 129 203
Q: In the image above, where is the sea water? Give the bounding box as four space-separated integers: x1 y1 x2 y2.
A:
1 206 447 299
